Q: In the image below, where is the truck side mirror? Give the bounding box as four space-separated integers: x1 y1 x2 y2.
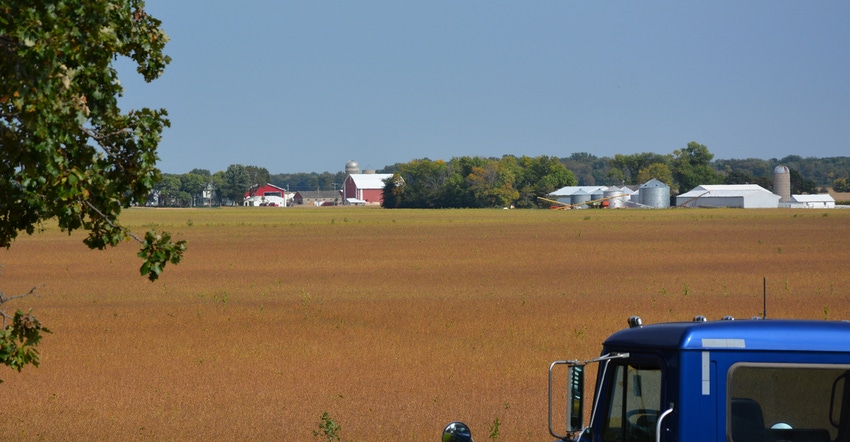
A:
550 360 586 439
568 365 585 432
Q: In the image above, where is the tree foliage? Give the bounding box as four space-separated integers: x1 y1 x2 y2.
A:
637 163 673 187
671 142 723 192
1 0 184 275
611 152 671 185
0 0 184 378
0 307 49 383
222 164 251 204
382 155 575 208
834 178 850 193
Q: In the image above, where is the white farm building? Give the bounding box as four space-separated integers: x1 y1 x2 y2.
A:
676 184 781 208
781 194 836 209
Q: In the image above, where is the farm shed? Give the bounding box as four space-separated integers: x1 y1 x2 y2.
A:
676 184 780 208
780 194 836 209
549 186 608 205
343 173 393 205
293 190 342 206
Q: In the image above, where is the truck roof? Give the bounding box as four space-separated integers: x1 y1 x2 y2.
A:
603 319 850 352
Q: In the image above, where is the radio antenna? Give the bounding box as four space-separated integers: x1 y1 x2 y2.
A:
763 277 767 319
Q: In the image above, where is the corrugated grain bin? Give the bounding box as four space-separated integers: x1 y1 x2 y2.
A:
603 187 626 208
639 179 670 208
571 189 591 208
591 187 605 202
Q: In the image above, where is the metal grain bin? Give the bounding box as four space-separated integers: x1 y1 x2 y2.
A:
603 187 626 208
639 179 670 208
591 187 605 203
571 189 591 208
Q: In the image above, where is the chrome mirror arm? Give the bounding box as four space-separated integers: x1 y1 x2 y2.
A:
656 403 674 442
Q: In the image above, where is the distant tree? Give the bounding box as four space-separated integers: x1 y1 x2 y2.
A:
724 170 755 185
834 178 850 193
514 155 576 208
606 167 627 186
381 173 405 208
210 171 226 205
671 142 722 192
384 159 449 208
561 152 604 186
155 175 183 206
442 156 486 207
637 163 673 187
466 161 519 208
612 152 670 184
789 168 818 194
189 168 211 177
222 164 251 204
245 165 270 193
181 173 207 206
0 0 185 379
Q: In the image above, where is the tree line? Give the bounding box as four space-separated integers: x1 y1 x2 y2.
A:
152 143 849 207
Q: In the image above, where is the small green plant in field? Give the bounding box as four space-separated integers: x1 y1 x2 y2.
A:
314 411 341 442
574 326 586 339
213 290 228 307
488 417 501 440
683 284 690 296
186 219 194 227
824 306 830 320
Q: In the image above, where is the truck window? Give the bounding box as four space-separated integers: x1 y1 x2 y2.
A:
728 364 850 442
601 363 662 442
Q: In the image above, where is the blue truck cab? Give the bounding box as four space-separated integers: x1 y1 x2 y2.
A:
549 317 850 442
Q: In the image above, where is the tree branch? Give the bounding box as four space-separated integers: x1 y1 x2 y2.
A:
82 200 143 244
0 285 42 327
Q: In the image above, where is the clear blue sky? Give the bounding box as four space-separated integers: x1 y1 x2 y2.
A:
117 1 850 175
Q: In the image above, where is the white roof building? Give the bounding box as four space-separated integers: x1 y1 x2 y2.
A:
780 194 836 209
676 184 780 208
343 173 393 205
550 186 608 196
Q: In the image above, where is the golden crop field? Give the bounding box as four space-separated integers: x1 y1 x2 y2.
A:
1 207 848 441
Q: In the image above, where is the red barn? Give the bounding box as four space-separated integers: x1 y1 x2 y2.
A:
243 183 289 206
343 173 392 205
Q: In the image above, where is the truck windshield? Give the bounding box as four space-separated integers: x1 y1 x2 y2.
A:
728 363 850 442
601 363 662 442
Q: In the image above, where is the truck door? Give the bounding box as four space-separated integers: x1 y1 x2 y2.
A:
598 359 665 442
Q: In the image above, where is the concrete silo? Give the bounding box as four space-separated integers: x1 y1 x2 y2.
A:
773 165 791 202
639 179 670 208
